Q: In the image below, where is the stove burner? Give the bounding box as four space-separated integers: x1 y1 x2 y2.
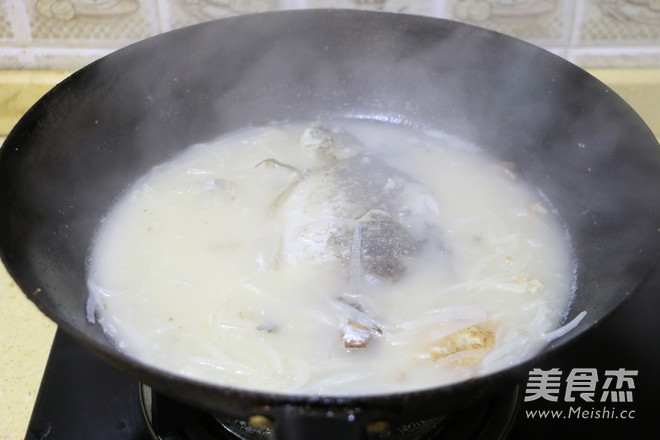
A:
139 384 521 440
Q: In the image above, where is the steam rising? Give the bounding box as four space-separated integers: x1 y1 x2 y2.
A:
2 10 659 411
104 11 659 328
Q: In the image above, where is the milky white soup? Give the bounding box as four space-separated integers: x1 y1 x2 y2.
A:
87 121 576 395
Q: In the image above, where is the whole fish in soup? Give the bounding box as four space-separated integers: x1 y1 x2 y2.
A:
86 120 577 395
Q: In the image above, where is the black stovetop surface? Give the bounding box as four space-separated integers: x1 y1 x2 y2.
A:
26 266 660 440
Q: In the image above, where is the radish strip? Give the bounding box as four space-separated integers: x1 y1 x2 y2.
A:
543 311 587 342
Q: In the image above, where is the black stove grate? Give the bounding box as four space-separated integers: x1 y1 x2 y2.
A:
140 383 520 440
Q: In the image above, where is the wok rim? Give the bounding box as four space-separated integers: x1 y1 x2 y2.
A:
1 8 659 421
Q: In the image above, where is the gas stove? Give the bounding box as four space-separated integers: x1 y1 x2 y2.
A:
26 267 660 439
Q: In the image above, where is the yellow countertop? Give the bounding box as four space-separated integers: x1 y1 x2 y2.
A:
0 68 658 440
0 264 55 440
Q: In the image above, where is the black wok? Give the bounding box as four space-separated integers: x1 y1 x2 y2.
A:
1 9 660 439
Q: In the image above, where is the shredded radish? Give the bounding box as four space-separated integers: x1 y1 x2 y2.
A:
398 306 488 331
543 311 587 342
349 220 362 293
85 292 97 323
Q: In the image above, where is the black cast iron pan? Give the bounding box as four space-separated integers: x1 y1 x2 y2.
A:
1 9 660 439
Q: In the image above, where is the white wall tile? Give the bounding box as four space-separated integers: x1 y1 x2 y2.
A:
577 0 660 46
26 0 158 46
445 0 575 48
1 0 659 69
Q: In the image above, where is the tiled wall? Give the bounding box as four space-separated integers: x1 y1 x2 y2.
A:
1 0 660 70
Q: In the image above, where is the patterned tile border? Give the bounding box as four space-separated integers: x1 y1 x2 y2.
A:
0 0 659 69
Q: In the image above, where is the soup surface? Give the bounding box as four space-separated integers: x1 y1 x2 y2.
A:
87 120 575 395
